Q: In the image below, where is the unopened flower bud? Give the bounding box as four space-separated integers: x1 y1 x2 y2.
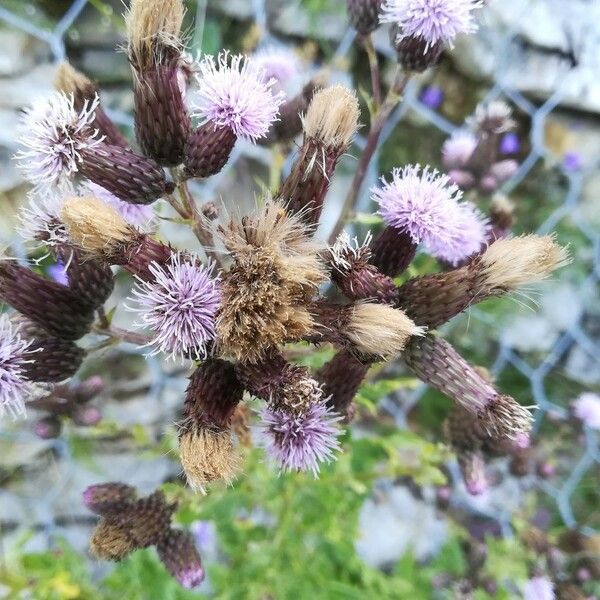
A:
157 529 205 589
22 336 85 383
72 405 102 427
83 482 137 515
347 0 384 35
405 334 533 438
34 416 62 439
126 0 191 166
0 262 94 341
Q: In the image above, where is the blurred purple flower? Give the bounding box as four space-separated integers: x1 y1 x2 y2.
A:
442 130 477 169
562 151 583 172
500 132 520 155
259 400 342 476
190 520 216 553
523 576 555 600
572 392 600 430
419 85 444 110
48 262 69 286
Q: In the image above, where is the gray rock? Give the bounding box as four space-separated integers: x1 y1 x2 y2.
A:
453 0 600 114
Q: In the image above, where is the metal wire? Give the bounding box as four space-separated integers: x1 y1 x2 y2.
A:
0 0 597 552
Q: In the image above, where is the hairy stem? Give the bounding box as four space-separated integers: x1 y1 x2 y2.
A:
328 69 411 243
362 34 382 108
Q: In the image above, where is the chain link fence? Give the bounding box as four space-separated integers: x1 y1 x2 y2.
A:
0 0 598 556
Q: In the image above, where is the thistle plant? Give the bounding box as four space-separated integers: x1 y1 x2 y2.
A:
1 0 572 589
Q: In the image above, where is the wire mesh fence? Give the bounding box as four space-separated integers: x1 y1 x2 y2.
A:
0 0 598 552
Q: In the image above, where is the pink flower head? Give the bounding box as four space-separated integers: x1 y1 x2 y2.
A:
259 400 342 476
192 51 285 141
572 393 600 430
380 0 483 49
251 45 301 88
372 165 488 265
83 182 155 229
128 253 221 361
0 316 34 419
15 92 103 190
523 577 555 600
442 130 477 169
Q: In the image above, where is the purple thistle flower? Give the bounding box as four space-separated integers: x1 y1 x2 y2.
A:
192 51 285 142
0 316 35 419
15 92 104 190
251 45 301 88
18 191 69 248
83 181 155 228
442 130 477 169
523 577 555 600
380 0 483 49
572 392 600 430
427 201 488 265
259 399 343 476
372 164 488 265
128 253 221 361
419 85 444 110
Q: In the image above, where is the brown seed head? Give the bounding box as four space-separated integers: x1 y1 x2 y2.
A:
90 519 135 561
179 427 240 491
216 201 327 362
302 85 360 150
61 197 133 257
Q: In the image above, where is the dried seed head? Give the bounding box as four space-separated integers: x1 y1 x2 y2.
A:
303 85 360 151
90 519 136 560
480 235 570 292
217 201 327 362
54 61 94 96
61 196 133 256
179 427 240 491
126 0 184 69
346 303 424 359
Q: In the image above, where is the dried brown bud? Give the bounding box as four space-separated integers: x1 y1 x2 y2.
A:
278 86 360 225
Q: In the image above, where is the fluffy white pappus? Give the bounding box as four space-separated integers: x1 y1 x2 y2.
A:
15 92 104 189
191 51 285 141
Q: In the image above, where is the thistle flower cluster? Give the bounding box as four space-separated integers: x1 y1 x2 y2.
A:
2 0 574 589
84 483 204 589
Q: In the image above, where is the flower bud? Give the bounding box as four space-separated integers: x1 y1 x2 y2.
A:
34 416 62 439
22 336 85 383
157 529 205 589
83 482 137 515
347 0 383 34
